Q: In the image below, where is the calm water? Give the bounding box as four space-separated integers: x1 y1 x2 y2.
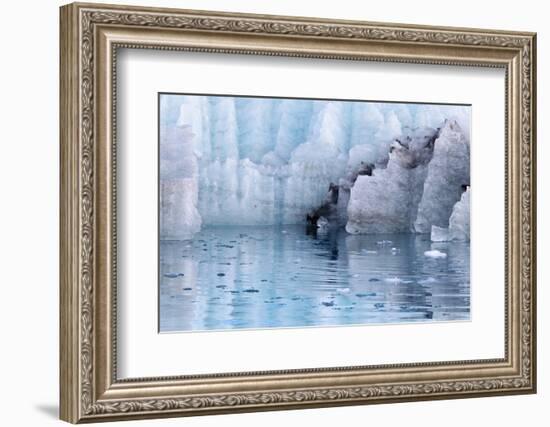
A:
159 226 470 332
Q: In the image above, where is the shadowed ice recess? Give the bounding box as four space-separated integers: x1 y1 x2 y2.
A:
159 95 471 332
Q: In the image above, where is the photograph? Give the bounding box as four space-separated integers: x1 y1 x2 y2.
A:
159 94 471 332
54 1 536 423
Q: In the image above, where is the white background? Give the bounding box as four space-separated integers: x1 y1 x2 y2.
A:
0 0 546 426
118 50 504 377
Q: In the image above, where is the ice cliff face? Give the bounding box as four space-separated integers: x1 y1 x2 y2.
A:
345 127 438 234
428 187 470 242
346 120 469 235
414 119 470 233
159 94 470 240
448 187 470 241
160 98 203 240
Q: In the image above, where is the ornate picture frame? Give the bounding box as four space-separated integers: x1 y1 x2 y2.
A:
60 2 536 423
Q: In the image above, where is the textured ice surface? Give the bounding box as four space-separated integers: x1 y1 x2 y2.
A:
160 97 203 240
429 188 470 242
449 187 470 241
414 120 470 233
159 95 470 238
431 225 450 242
346 162 428 234
345 126 438 234
161 178 202 240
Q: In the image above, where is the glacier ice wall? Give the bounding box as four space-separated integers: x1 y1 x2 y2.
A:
430 225 450 242
449 187 470 241
429 187 470 242
346 120 469 235
160 94 470 239
160 97 204 240
345 127 437 234
414 119 470 233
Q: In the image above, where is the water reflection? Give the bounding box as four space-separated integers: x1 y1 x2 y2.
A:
160 225 470 332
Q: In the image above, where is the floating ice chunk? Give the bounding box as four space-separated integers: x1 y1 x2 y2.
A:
415 120 470 233
431 225 450 242
384 277 409 284
377 240 393 245
419 277 438 284
336 288 351 293
424 250 447 258
361 249 378 254
449 187 470 241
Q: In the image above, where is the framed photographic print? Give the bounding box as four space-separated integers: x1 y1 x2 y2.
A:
60 2 537 423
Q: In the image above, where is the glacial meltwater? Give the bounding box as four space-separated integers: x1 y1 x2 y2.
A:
159 226 470 332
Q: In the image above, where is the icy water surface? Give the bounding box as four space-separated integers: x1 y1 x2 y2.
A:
159 226 470 332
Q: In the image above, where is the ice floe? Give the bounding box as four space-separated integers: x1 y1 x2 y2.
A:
424 250 448 258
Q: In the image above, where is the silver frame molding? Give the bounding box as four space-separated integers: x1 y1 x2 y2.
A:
60 2 537 423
